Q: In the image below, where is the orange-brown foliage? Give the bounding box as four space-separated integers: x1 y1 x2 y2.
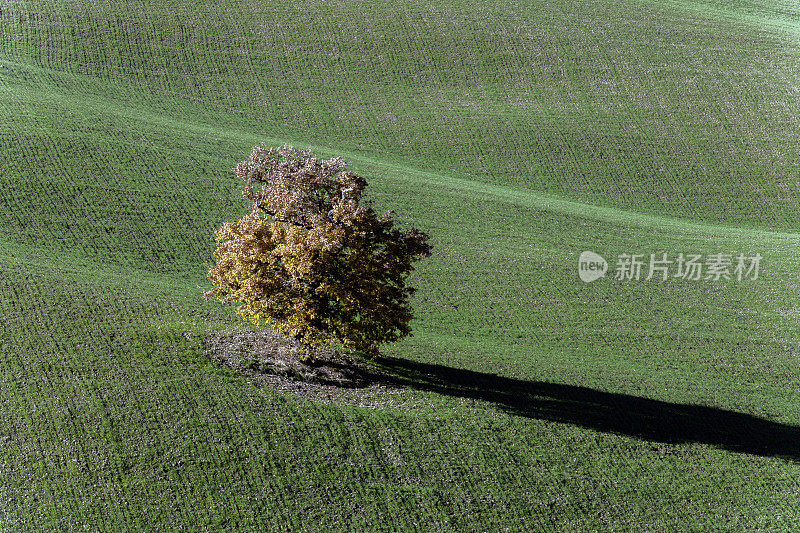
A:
204 145 431 358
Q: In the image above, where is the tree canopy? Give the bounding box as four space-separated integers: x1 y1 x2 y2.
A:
204 145 432 359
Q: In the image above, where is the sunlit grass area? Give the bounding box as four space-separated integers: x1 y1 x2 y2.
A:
1 0 799 529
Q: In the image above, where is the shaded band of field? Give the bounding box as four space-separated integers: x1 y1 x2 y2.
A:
371 356 800 462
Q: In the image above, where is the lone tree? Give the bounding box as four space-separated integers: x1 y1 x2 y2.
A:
204 145 431 360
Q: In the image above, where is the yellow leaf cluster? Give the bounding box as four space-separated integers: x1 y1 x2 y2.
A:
204 145 431 359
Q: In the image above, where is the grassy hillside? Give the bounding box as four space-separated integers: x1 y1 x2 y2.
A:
1 0 799 529
5 0 800 231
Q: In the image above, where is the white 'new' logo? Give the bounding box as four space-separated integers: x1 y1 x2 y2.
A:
578 251 607 283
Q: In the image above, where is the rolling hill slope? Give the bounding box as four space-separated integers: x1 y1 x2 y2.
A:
1 0 799 529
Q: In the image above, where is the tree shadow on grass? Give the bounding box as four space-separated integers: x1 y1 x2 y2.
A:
371 356 800 462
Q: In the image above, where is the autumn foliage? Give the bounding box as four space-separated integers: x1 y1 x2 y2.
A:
204 145 432 359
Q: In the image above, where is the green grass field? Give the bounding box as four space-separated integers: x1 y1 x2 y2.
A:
1 0 799 529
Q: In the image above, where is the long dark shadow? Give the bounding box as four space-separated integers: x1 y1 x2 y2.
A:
371 356 800 462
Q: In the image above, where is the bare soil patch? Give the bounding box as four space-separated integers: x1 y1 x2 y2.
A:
204 329 404 405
